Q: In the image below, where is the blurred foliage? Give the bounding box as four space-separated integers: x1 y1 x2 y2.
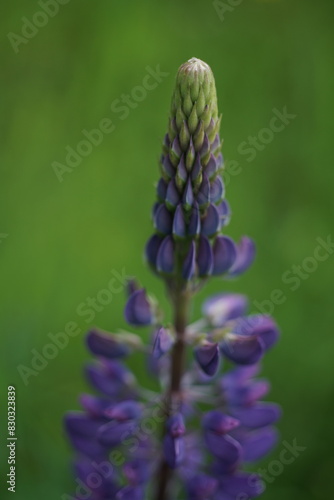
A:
1 0 334 498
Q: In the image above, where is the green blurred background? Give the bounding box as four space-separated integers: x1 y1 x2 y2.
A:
1 0 334 498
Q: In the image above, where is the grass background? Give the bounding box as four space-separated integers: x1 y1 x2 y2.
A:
1 0 334 498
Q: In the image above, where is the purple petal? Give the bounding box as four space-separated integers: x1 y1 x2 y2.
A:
223 379 270 407
163 435 185 469
202 411 239 435
194 342 220 377
156 178 168 201
85 360 133 397
205 154 218 180
161 154 174 180
197 235 213 277
74 457 118 497
152 327 173 359
228 237 256 277
86 329 128 359
179 434 204 480
231 402 282 429
154 204 173 235
219 472 264 498
156 235 175 274
187 474 218 499
210 459 238 478
116 486 144 500
217 199 231 227
210 176 224 204
152 201 160 218
212 236 237 275
176 155 188 187
258 318 280 350
240 426 279 462
123 459 150 486
167 413 186 437
202 293 248 327
173 204 186 239
221 335 265 365
183 241 196 280
105 400 142 421
200 134 210 159
201 204 221 237
163 133 170 150
171 136 182 160
98 419 138 446
216 152 223 169
145 234 163 268
64 413 108 458
205 432 241 464
234 315 279 350
188 202 201 237
197 173 211 210
65 412 104 435
124 289 152 326
79 394 111 418
183 177 194 210
222 365 261 386
166 179 180 210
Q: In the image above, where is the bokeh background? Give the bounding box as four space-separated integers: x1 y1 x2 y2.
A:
1 1 334 498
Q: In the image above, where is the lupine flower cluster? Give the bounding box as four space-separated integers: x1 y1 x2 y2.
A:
64 58 281 500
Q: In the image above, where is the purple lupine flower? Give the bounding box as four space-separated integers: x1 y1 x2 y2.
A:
219 365 281 463
124 288 153 326
64 58 281 500
86 329 129 359
163 413 186 468
194 341 220 377
201 293 280 365
152 326 174 359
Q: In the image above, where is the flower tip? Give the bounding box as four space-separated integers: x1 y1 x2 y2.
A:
180 57 211 75
176 57 215 99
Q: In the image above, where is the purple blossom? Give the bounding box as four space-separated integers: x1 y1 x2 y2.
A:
124 288 153 326
201 293 280 365
194 342 220 377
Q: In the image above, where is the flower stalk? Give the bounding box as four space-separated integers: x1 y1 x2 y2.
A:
155 288 190 500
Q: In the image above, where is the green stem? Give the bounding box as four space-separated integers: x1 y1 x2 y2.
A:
154 287 191 500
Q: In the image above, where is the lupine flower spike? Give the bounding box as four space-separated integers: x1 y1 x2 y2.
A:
64 58 281 500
